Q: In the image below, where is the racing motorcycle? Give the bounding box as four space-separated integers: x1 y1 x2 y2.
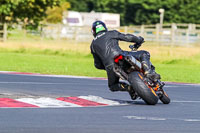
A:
113 43 170 105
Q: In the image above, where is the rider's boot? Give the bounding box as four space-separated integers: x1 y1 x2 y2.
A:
142 61 161 82
128 87 138 100
120 83 137 100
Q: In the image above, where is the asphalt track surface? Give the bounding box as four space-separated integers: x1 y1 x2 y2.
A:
0 73 200 133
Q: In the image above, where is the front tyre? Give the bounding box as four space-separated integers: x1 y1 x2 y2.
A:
128 71 159 105
159 91 170 104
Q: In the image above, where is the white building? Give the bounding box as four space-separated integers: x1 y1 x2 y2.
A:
63 11 120 27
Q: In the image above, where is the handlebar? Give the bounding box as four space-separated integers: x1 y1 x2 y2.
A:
129 41 145 51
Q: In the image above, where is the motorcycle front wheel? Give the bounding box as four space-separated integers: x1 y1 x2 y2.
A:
128 71 159 105
160 91 170 104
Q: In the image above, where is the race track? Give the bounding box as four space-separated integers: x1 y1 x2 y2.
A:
0 73 200 133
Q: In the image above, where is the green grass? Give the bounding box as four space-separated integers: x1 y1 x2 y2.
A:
0 49 106 77
0 48 199 83
1 29 199 83
155 64 200 83
152 55 200 83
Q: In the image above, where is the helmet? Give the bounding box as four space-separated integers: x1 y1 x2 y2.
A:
91 21 107 37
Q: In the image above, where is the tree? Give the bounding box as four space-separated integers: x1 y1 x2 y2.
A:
0 0 19 23
66 0 200 25
45 1 70 23
67 0 94 12
0 0 60 27
124 0 200 25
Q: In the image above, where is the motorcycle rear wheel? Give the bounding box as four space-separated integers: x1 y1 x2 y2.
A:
128 71 159 105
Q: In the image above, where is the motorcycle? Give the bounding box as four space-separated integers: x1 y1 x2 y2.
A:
113 43 170 105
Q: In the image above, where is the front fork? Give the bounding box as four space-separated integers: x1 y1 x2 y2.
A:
146 78 165 98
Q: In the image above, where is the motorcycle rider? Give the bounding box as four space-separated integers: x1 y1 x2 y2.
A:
90 20 160 100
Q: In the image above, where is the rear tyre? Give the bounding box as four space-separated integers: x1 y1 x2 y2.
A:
159 91 170 104
128 71 158 105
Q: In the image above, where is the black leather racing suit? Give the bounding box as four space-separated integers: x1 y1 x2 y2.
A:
90 30 151 92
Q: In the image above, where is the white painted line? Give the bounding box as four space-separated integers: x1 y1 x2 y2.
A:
172 100 200 103
165 82 200 86
164 86 183 88
184 119 200 122
0 71 106 80
124 116 166 121
0 81 70 85
39 75 107 80
78 95 128 106
0 81 106 86
1 71 200 86
124 115 200 122
16 97 81 108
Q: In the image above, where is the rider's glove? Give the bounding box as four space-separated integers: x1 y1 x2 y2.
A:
134 36 144 49
138 36 144 44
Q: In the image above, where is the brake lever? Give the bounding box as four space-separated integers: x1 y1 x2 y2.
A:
129 45 135 51
129 44 139 51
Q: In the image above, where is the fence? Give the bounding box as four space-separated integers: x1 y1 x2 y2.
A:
124 23 200 44
42 23 200 44
0 23 7 42
42 24 92 41
1 23 200 45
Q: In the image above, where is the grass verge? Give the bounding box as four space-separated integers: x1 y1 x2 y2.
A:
0 39 200 83
0 49 106 77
